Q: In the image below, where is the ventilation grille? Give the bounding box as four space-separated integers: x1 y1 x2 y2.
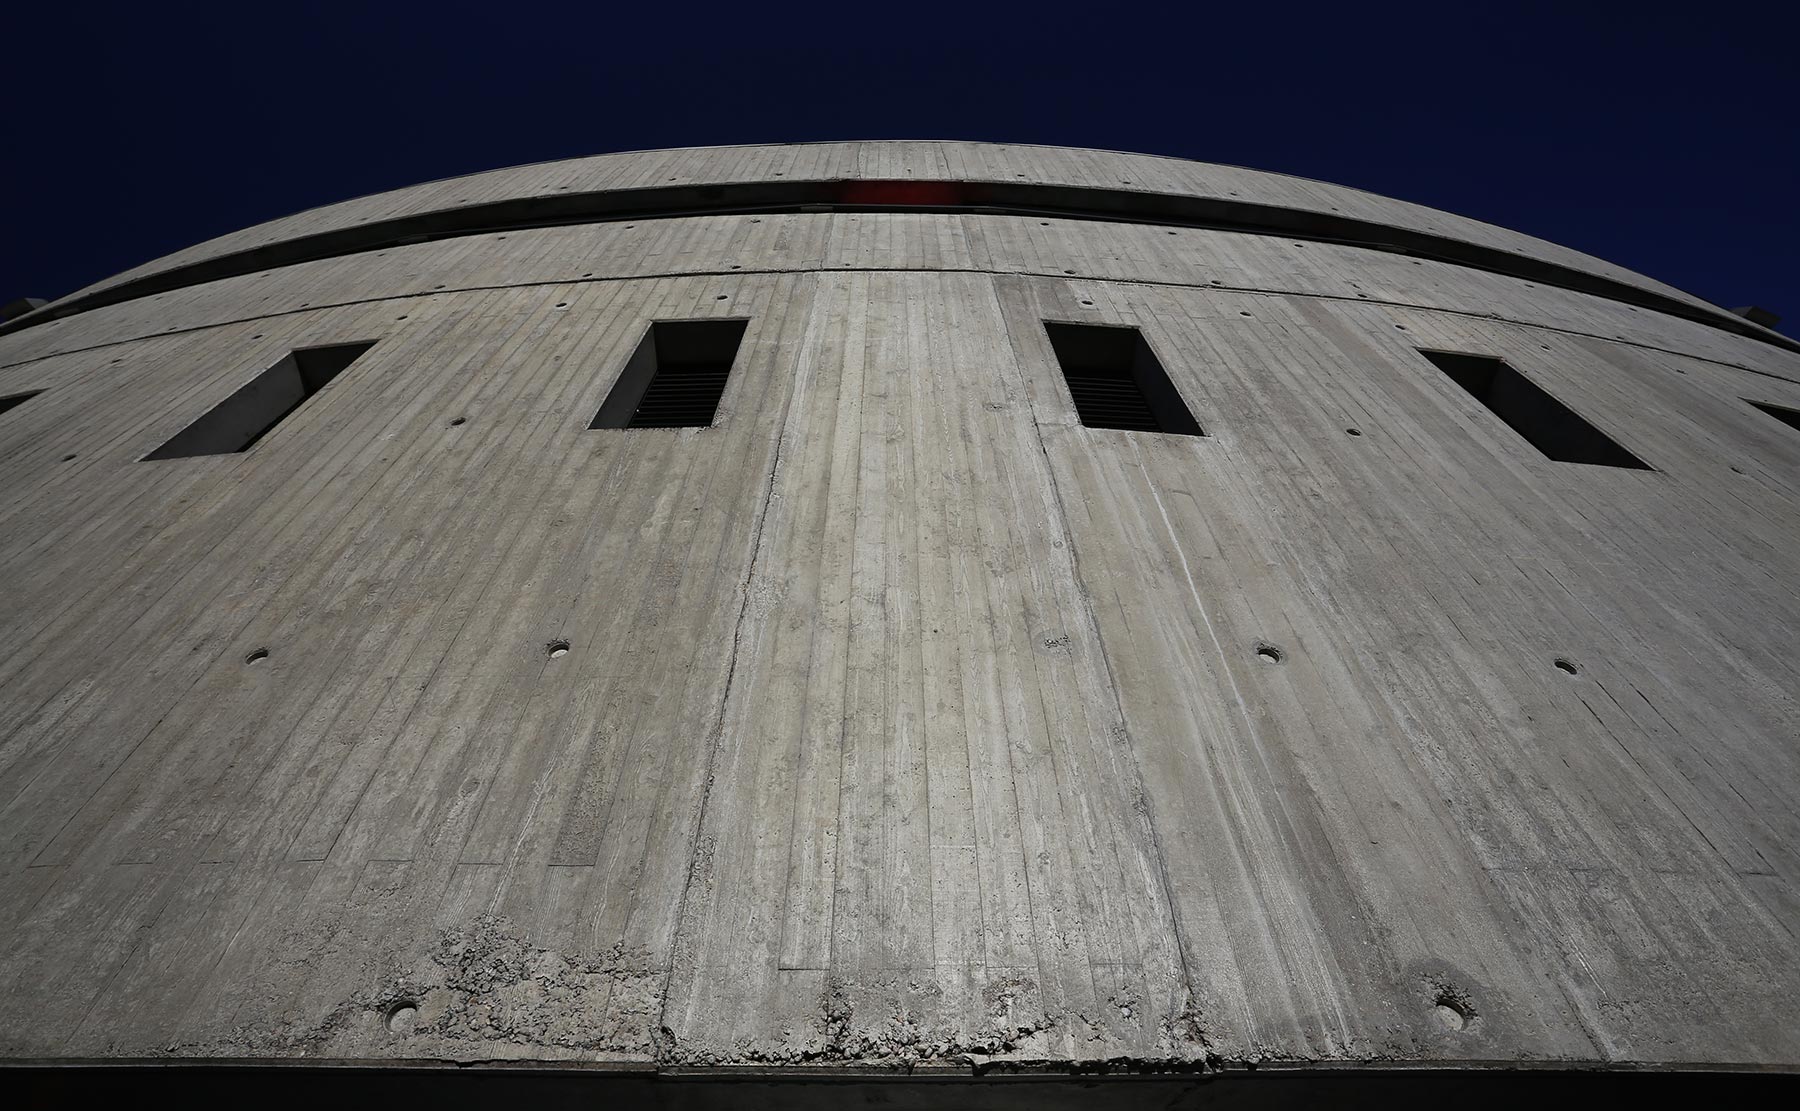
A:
145 341 377 459
591 319 748 430
0 390 43 418
1748 399 1800 434
1060 369 1161 431
1043 321 1203 436
627 360 733 428
1420 349 1647 469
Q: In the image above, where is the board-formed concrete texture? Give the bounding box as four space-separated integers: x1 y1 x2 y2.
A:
2 142 1799 1092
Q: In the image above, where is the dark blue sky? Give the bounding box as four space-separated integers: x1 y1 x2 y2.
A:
4 2 1796 333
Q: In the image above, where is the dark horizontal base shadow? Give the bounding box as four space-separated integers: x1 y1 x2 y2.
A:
9 1062 1797 1110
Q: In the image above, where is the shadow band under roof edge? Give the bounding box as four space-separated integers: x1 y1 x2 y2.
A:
6 179 1791 358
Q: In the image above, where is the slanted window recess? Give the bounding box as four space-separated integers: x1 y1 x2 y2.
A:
0 390 43 417
1419 349 1648 469
1043 322 1203 435
1747 399 1800 434
145 341 377 459
590 319 747 429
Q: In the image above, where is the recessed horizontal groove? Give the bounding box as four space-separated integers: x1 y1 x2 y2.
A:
7 179 1791 355
8 265 1799 392
8 266 1798 396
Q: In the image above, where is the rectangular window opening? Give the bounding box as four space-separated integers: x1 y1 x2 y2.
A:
145 341 377 459
590 319 748 430
1747 398 1800 434
1419 349 1648 469
1043 321 1203 435
0 390 44 417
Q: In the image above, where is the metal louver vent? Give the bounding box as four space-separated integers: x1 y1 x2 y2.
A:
0 390 44 418
627 359 733 428
144 341 378 459
1748 398 1800 434
1419 349 1648 469
591 319 748 431
1061 368 1162 432
1043 321 1203 436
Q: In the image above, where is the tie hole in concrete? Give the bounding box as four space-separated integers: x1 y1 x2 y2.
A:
383 999 419 1034
1429 988 1477 1033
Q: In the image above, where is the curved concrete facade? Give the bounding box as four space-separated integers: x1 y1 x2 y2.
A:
2 142 1798 1084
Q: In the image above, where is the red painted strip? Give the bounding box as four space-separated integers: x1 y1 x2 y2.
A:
835 180 970 206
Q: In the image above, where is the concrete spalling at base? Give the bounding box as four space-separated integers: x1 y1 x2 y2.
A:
2 142 1798 1098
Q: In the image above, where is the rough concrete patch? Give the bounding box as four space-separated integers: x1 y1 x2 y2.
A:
419 913 663 1055
167 913 663 1061
661 971 1061 1068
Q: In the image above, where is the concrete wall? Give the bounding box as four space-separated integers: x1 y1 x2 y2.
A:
0 143 1797 1074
